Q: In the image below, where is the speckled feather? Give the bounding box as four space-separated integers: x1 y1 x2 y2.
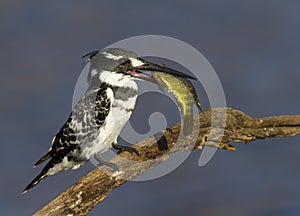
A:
23 84 112 193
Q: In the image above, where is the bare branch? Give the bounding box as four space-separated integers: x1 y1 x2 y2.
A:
34 108 300 216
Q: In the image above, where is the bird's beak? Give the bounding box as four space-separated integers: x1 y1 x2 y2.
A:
127 69 155 82
128 59 197 82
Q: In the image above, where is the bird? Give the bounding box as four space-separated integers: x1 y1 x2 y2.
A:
22 48 196 193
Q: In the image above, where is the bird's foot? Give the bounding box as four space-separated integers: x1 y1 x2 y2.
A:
166 127 174 134
94 154 119 171
112 143 140 156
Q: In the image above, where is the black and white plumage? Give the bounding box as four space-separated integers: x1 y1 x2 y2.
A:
23 48 196 193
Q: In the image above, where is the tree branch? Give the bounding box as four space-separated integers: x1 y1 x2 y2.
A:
34 108 300 216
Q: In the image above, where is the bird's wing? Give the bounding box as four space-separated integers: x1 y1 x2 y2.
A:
33 151 51 167
34 83 112 167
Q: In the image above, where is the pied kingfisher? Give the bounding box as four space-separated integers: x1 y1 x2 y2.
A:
23 48 195 193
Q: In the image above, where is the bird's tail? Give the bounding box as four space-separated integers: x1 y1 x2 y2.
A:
22 171 48 194
22 158 57 194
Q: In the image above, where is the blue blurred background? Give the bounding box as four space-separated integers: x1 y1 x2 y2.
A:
1 1 300 215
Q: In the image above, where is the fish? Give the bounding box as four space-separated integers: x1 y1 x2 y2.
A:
153 70 203 135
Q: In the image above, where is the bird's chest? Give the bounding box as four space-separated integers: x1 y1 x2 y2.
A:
82 86 138 158
111 95 137 129
109 82 138 132
97 94 138 142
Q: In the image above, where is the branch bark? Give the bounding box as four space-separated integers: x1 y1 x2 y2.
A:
34 108 300 216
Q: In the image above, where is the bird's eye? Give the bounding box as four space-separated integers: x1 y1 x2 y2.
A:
114 60 131 72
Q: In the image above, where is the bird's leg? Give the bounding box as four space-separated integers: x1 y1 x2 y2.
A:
94 154 119 171
112 142 140 156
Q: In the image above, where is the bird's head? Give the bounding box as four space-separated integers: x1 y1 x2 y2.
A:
84 48 196 85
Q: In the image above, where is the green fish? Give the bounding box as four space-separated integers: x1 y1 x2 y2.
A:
153 71 203 135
